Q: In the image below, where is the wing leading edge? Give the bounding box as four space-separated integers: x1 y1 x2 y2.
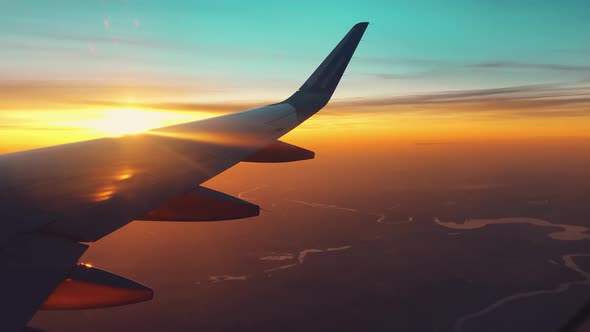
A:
0 22 368 331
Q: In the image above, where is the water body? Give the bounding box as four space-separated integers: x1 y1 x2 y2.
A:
297 246 352 264
375 213 414 225
433 217 590 241
259 246 353 274
432 217 590 330
290 200 359 212
208 275 249 283
259 254 294 261
454 254 590 332
237 185 263 199
291 199 413 225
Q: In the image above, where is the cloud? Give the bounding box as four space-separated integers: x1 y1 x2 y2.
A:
0 124 83 131
107 83 590 119
364 72 429 80
4 27 180 52
2 41 145 64
79 100 261 113
5 41 88 56
2 78 589 120
469 61 590 72
360 58 590 82
355 56 447 66
6 29 308 68
328 83 590 118
45 32 175 50
0 80 212 110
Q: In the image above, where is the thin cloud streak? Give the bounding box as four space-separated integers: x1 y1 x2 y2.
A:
328 83 590 118
0 80 215 109
2 78 590 119
80 100 260 113
368 59 590 82
116 83 590 119
470 61 590 72
7 29 325 63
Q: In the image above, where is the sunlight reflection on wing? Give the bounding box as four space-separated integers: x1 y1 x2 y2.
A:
146 128 269 148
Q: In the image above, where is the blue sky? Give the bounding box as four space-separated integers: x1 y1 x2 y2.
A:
1 0 589 103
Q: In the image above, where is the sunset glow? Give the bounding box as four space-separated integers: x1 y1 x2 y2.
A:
4 2 590 331
1 1 589 154
63 108 198 137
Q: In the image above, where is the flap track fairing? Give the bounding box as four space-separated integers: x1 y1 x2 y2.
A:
139 186 259 222
244 140 314 163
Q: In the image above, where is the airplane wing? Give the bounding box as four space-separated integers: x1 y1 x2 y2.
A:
0 22 368 331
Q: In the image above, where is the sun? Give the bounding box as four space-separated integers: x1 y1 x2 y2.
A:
89 109 174 136
71 108 199 137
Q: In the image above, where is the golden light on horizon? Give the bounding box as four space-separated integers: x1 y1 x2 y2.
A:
68 108 198 137
0 107 216 153
1 102 590 155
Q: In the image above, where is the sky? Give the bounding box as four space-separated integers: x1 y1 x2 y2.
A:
1 0 590 152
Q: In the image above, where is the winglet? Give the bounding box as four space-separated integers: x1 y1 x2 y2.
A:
283 22 368 121
299 22 368 96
